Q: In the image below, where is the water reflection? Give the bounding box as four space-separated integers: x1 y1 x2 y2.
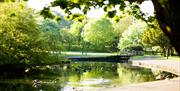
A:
117 63 155 85
0 62 155 91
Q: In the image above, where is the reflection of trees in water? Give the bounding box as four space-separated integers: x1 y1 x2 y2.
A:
117 63 155 85
0 79 63 91
0 83 36 91
64 62 155 84
65 62 118 82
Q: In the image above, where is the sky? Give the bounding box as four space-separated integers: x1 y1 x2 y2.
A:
27 0 154 18
140 1 154 17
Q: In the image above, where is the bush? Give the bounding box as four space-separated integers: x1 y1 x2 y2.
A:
121 46 144 56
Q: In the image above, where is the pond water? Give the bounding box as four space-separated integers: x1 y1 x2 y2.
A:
0 62 155 91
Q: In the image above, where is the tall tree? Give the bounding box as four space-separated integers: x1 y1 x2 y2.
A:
118 20 147 50
40 19 63 53
151 0 180 55
142 21 171 56
0 3 62 66
59 28 73 50
83 18 115 51
113 16 134 37
69 21 85 45
111 16 134 51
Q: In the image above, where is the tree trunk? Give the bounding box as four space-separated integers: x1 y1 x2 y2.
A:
151 47 155 55
169 47 172 56
151 0 180 55
166 48 169 59
161 47 166 57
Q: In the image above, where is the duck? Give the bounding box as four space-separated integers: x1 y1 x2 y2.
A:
32 79 41 88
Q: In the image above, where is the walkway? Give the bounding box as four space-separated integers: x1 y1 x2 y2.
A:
98 77 180 91
100 55 180 91
130 55 180 76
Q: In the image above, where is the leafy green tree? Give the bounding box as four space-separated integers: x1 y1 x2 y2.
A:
83 18 115 51
69 21 85 45
40 19 63 53
113 16 134 36
0 3 38 65
59 28 73 50
41 19 59 32
142 21 172 56
118 20 147 51
111 16 134 51
0 3 62 66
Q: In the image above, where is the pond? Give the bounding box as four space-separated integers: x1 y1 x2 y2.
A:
0 62 156 91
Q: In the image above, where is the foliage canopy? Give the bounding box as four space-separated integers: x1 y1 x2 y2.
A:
0 3 62 65
83 18 115 50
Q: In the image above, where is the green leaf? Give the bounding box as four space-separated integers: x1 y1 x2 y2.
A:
107 10 116 18
56 16 61 22
40 7 55 19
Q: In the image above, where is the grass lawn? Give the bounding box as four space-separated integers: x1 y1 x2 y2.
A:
61 52 180 61
61 51 118 57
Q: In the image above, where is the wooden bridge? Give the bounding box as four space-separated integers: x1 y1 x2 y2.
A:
65 55 131 63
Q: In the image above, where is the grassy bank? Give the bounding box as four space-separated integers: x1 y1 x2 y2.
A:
61 51 118 57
